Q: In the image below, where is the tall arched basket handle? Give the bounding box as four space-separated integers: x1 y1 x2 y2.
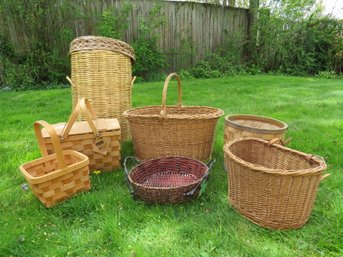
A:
160 73 182 116
34 120 67 169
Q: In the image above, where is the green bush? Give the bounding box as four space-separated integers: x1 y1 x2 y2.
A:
131 3 166 80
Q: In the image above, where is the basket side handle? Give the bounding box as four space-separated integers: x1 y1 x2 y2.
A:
60 98 100 141
268 137 292 146
34 120 67 169
184 159 216 197
123 156 140 196
160 73 182 116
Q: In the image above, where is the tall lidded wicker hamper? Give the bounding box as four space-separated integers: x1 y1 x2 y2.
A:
69 36 135 141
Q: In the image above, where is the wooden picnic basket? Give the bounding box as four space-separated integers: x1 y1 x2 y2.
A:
224 137 329 230
41 98 121 172
123 156 215 204
19 121 90 208
123 73 224 161
69 36 135 141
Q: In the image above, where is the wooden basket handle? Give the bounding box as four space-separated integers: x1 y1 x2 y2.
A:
34 120 67 169
61 98 100 141
160 73 182 116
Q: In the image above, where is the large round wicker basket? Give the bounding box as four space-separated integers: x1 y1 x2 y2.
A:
123 73 224 161
224 137 329 230
69 36 135 141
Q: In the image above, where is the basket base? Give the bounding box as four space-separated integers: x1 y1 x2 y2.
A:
229 199 309 230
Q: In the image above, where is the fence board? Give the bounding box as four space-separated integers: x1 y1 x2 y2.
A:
0 0 248 71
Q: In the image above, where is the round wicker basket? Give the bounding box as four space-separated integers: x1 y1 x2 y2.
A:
224 114 288 143
123 73 224 161
124 157 215 204
69 36 135 141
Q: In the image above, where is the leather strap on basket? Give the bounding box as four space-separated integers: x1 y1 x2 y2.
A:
34 120 67 169
60 98 109 155
160 73 182 116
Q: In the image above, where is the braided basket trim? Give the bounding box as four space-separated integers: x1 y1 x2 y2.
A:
69 36 135 61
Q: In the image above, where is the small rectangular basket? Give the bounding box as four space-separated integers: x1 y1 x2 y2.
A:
19 121 90 208
41 98 121 172
224 137 329 230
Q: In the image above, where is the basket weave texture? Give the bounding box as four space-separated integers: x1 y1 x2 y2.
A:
124 157 214 204
20 121 90 208
69 36 135 141
224 137 328 230
42 98 121 172
123 73 224 161
224 114 288 143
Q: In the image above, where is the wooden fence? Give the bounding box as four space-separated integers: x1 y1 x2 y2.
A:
1 0 249 71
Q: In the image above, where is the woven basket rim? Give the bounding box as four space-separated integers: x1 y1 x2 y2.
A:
128 156 207 189
224 137 327 175
69 35 135 61
19 150 89 184
225 114 288 134
123 105 224 120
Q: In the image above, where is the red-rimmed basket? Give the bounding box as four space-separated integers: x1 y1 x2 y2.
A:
123 156 215 204
19 121 90 208
224 137 329 230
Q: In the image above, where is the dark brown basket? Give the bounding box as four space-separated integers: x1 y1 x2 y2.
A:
123 157 215 204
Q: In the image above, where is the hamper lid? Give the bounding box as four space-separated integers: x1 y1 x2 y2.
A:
69 36 135 61
41 118 120 138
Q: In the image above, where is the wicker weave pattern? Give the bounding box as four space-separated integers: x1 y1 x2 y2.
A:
70 36 134 141
126 157 210 204
20 121 90 208
44 133 120 172
224 138 328 230
25 157 90 208
70 36 135 60
123 73 224 160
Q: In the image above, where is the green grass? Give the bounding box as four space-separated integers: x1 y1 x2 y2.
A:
0 75 342 256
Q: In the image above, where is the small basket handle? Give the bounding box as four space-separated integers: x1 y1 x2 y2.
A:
34 120 67 169
184 159 216 197
268 137 292 146
160 73 182 116
123 156 141 196
60 98 100 141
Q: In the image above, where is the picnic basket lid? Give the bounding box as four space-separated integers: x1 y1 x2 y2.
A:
41 118 120 138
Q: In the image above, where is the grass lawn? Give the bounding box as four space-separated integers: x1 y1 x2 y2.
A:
0 75 342 257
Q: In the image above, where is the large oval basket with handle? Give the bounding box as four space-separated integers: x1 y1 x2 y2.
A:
123 73 224 161
224 137 329 230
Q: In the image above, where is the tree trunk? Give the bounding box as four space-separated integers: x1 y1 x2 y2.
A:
247 0 259 60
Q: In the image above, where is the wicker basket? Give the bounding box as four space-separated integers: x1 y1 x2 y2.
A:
224 114 289 170
41 98 121 172
123 73 224 161
225 114 288 143
224 137 329 230
123 156 215 204
69 36 135 141
19 121 90 208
